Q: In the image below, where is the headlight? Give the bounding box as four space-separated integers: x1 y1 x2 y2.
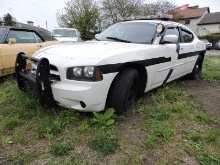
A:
67 66 103 81
73 67 82 76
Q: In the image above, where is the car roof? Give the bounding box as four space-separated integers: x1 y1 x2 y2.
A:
0 26 57 41
53 28 77 30
120 20 193 33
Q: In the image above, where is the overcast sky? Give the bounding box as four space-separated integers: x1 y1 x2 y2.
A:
0 0 219 31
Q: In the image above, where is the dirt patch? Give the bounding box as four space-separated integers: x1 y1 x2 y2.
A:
178 79 220 120
206 50 220 57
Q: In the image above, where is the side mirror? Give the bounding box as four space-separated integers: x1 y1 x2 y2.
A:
95 34 99 38
162 35 178 43
9 38 16 44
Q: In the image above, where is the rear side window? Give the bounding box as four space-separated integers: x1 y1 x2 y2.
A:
181 29 193 43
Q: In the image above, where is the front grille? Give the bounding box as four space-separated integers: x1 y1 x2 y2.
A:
49 65 61 81
50 74 61 81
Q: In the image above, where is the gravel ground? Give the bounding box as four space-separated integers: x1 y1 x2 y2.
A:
206 50 220 57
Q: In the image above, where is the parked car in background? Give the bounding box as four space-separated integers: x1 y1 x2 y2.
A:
16 15 206 115
215 40 220 50
201 39 212 50
0 26 62 77
52 28 83 42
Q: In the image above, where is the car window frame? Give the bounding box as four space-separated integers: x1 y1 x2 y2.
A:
179 27 194 43
0 28 8 44
4 28 45 44
160 25 182 44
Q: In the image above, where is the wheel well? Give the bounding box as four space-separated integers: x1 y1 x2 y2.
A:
118 64 147 96
105 64 147 110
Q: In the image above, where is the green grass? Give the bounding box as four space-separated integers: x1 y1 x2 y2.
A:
0 57 220 164
88 133 118 156
202 56 220 80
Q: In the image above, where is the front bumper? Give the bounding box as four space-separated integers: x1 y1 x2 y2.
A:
50 73 115 111
15 52 116 112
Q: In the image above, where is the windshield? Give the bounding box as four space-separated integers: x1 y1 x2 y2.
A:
0 28 6 42
52 29 77 37
96 22 157 44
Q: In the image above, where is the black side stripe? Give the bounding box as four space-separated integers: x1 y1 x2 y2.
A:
98 57 171 74
163 69 173 85
178 50 205 59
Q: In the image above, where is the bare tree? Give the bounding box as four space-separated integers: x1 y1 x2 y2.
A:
56 0 102 40
142 0 177 15
101 0 145 27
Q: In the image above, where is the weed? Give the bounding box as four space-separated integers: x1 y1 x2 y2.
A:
8 150 30 165
36 118 66 138
184 141 204 156
92 108 115 126
143 119 174 144
145 135 157 148
198 154 220 165
196 113 213 124
78 121 89 132
147 104 170 120
204 129 220 142
50 139 73 156
185 132 202 142
88 133 118 156
4 118 19 130
1 136 13 146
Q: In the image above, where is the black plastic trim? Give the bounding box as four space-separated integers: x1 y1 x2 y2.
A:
15 52 57 108
98 57 171 74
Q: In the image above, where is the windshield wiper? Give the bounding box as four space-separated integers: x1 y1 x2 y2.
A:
106 37 131 43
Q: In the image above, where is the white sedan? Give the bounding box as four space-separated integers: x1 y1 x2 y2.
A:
16 15 206 115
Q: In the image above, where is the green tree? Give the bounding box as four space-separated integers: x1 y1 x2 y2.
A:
56 0 102 40
2 13 17 26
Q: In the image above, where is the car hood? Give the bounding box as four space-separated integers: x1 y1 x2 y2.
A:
54 37 78 42
35 41 151 60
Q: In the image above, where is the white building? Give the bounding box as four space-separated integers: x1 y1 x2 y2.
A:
197 12 220 36
171 6 220 36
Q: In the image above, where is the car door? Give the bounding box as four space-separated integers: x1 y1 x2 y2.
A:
1 29 44 76
175 28 196 76
154 26 180 85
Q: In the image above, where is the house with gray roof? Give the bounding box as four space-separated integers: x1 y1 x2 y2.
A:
170 6 210 36
197 12 220 36
170 6 220 36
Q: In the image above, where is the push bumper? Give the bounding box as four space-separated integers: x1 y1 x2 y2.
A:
15 52 57 108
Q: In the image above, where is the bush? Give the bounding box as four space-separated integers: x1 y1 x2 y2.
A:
198 33 220 48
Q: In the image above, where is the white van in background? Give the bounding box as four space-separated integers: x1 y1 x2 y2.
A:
52 28 83 42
